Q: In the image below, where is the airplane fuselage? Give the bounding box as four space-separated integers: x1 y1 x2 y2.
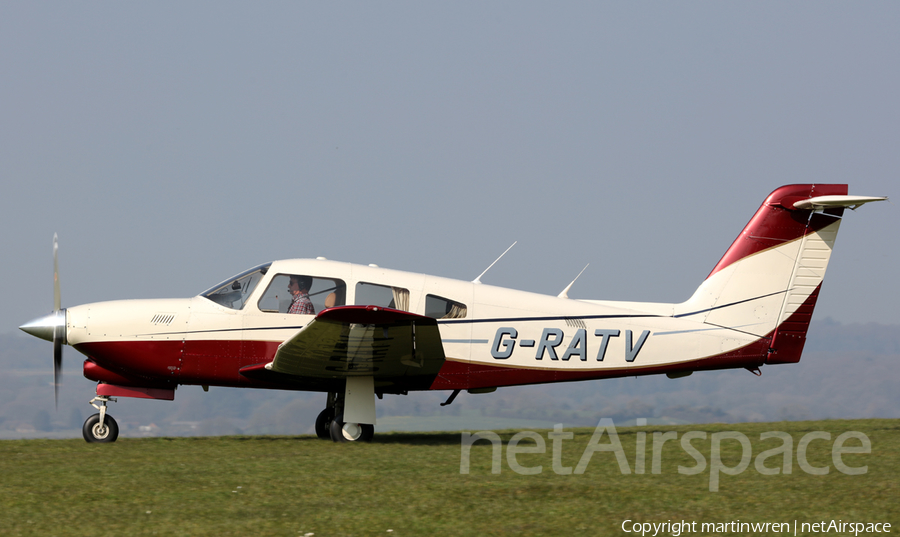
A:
69 258 773 396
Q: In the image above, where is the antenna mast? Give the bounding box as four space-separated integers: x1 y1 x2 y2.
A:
558 264 589 299
473 241 517 284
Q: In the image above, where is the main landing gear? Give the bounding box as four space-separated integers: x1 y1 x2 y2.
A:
330 420 374 442
317 389 375 443
83 395 119 443
315 392 337 439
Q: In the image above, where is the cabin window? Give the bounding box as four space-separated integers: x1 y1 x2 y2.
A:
257 274 346 314
425 294 467 319
201 263 271 310
355 282 409 311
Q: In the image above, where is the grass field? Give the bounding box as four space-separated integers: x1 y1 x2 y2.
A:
0 419 896 536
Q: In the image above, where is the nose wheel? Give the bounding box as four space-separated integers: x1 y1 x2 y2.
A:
83 413 119 442
83 395 119 443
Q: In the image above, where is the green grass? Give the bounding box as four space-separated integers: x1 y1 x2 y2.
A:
0 419 897 536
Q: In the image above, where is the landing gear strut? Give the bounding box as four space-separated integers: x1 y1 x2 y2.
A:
83 395 119 443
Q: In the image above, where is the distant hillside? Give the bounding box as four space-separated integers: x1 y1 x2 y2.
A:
804 317 900 354
1 319 898 439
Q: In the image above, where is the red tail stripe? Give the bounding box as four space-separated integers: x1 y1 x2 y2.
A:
707 184 847 279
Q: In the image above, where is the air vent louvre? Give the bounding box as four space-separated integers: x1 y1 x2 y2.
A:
151 313 176 325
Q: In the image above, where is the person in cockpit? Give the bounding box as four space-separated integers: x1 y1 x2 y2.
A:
287 275 314 314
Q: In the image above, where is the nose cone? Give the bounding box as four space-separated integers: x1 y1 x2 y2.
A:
20 310 66 343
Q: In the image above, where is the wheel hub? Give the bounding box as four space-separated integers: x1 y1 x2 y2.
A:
92 423 109 439
342 423 362 441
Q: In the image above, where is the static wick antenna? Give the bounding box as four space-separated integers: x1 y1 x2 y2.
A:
558 264 589 299
473 241 517 284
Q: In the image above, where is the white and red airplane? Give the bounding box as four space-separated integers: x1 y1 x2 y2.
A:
20 184 885 443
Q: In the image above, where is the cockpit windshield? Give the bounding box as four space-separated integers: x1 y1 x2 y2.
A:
200 263 271 310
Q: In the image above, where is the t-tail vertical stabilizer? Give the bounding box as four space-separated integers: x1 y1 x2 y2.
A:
675 184 885 364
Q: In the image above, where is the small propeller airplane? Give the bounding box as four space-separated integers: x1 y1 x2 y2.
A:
20 184 885 443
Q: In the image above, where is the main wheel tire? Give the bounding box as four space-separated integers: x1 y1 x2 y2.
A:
83 413 119 443
314 408 334 439
329 419 374 443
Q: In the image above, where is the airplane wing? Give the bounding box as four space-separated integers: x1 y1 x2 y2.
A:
240 306 446 384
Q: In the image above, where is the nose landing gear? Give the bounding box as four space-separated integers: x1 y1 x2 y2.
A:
83 395 119 443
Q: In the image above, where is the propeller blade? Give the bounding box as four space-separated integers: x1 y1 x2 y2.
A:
53 233 61 312
53 330 62 408
52 233 63 408
19 233 66 409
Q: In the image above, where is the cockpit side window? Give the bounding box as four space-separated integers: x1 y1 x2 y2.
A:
200 263 271 310
355 282 410 311
257 274 347 314
425 294 467 319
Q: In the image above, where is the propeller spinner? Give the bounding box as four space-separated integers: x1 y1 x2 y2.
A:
19 233 66 407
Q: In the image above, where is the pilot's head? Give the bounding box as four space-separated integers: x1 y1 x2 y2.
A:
289 275 312 293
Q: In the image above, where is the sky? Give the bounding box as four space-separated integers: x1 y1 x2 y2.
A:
2 2 898 338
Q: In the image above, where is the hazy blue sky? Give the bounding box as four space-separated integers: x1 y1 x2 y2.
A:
2 2 897 336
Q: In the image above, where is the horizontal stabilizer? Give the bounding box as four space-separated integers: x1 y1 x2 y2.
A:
792 195 887 210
